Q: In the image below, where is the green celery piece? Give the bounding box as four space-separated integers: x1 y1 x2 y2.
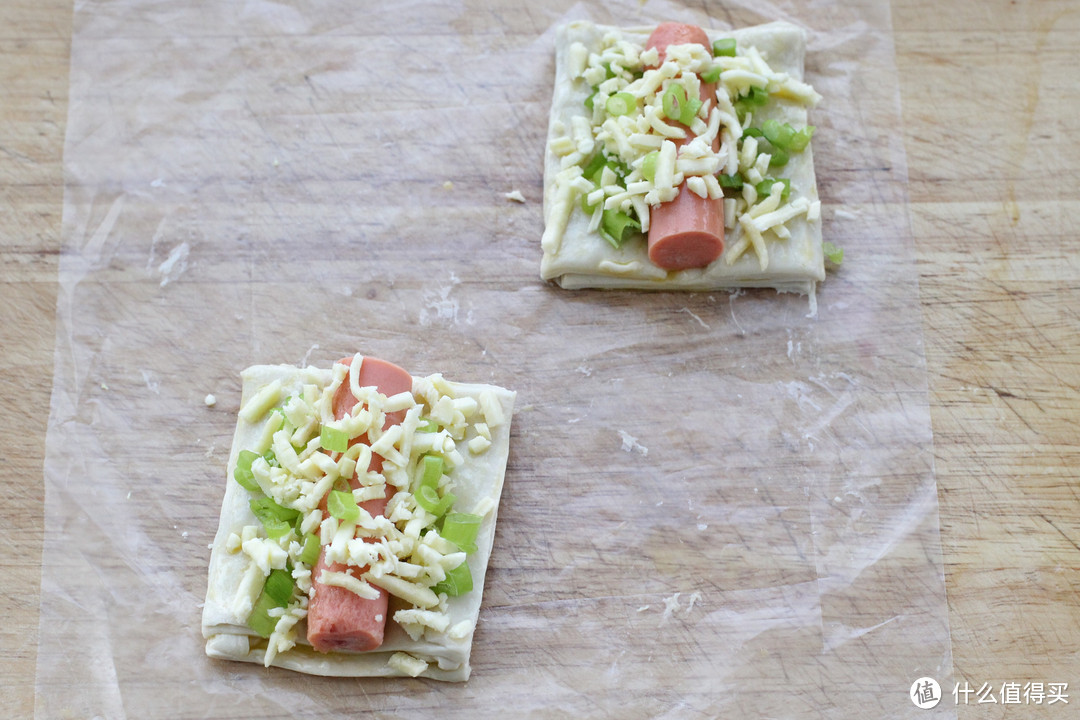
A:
441 513 482 554
584 90 597 113
605 92 635 117
246 591 280 638
249 496 299 525
417 417 438 433
419 455 444 490
768 147 790 167
755 177 791 202
264 518 292 540
712 38 737 57
327 489 360 522
789 126 815 152
319 425 349 453
762 119 796 150
599 209 641 249
416 485 455 517
299 533 321 565
717 173 743 190
582 152 607 183
233 450 261 492
641 151 659 183
823 242 844 264
700 65 722 84
742 127 763 139
432 561 473 597
264 569 294 606
662 84 687 122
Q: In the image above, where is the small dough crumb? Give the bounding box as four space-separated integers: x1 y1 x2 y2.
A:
618 430 648 456
442 180 454 190
204 393 217 407
504 189 526 203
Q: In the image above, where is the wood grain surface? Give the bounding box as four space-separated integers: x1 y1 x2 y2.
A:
2 1 1078 718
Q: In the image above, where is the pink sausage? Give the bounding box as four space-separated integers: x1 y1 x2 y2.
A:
646 22 725 270
306 356 412 653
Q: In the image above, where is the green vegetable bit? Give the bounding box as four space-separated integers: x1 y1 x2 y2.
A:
327 489 360 522
441 512 483 554
700 65 722 84
605 92 636 117
742 127 763 138
717 173 743 190
823 242 844 265
599 209 641 249
250 496 300 527
233 449 262 492
246 570 294 638
299 532 321 565
416 484 456 517
755 177 791 202
417 418 438 433
761 119 796 149
662 83 702 125
432 561 473 597
319 425 349 453
788 126 815 152
768 147 790 167
713 38 737 57
641 150 660 183
419 455 444 490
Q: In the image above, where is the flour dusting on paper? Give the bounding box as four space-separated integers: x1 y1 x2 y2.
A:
157 242 190 287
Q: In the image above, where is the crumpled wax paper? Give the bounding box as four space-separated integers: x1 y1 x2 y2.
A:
38 0 955 717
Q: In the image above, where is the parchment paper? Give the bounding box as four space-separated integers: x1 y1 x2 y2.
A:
38 0 955 717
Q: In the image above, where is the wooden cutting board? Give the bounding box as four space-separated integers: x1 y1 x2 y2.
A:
3 1 1079 718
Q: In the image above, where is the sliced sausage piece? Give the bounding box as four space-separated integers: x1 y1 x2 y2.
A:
646 22 725 270
306 356 412 653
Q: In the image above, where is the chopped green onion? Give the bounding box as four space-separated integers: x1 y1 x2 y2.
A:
768 147 790 167
718 173 743 190
419 455 444 491
328 489 360 522
582 152 607 183
823 242 844 265
246 590 281 638
789 125 815 152
417 418 438 433
581 187 600 215
700 65 722 84
300 532 321 565
662 83 687 122
264 518 292 540
742 127 763 138
713 38 737 57
599 209 641 249
746 86 769 106
641 151 659 183
605 92 636 117
584 90 597 112
432 561 473 597
755 177 791 201
250 496 300 526
415 484 456 517
263 448 279 468
441 513 482 554
233 450 261 492
264 568 295 606
762 119 796 150
602 61 617 79
319 425 349 453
